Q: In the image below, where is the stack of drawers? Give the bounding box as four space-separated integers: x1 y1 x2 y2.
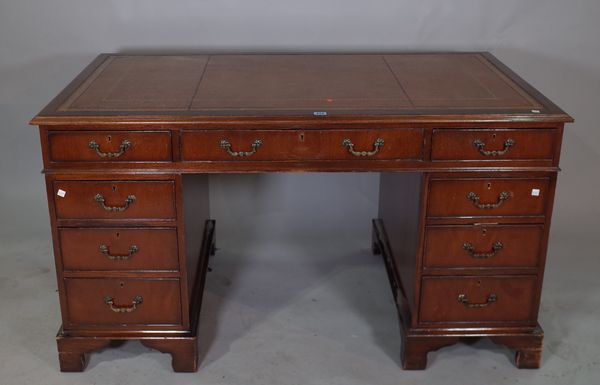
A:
376 127 561 369
422 174 551 325
52 179 183 328
43 130 200 371
421 128 557 328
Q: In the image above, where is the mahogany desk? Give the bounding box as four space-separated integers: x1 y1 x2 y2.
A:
30 53 572 372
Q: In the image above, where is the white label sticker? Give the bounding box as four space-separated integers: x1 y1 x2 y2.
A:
57 189 66 198
531 188 540 196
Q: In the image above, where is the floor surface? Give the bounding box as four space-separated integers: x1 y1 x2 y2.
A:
0 231 598 385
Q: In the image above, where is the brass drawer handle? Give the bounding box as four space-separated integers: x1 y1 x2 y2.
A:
88 139 131 158
94 194 136 212
342 138 385 157
473 138 515 156
467 191 509 209
103 295 143 313
463 241 503 259
458 293 497 308
220 139 263 157
99 244 139 261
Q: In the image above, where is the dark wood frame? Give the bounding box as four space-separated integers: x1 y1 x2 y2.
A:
31 52 572 372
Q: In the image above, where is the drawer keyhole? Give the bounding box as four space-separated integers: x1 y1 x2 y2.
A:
112 185 117 192
299 133 305 142
119 282 125 288
482 228 487 236
107 135 112 143
487 182 492 190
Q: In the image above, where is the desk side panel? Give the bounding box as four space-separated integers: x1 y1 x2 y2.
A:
378 172 424 323
182 175 210 305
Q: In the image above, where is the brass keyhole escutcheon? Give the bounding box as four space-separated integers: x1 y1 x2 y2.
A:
299 133 305 142
482 228 487 236
487 182 492 190
107 135 112 143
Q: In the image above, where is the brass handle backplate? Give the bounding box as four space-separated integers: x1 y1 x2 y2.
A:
94 194 136 212
458 293 497 308
103 295 143 313
473 138 515 156
463 241 503 259
220 139 263 157
342 138 385 157
99 244 139 261
467 191 509 209
88 139 131 158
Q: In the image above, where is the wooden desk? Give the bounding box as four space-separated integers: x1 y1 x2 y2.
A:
31 53 572 372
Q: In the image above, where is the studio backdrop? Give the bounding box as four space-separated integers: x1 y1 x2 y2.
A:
0 0 598 243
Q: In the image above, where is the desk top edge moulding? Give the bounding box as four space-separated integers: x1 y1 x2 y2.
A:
31 52 571 372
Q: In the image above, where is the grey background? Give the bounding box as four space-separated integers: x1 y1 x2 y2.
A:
1 1 599 384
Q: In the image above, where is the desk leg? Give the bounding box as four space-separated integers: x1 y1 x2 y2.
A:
490 327 544 368
56 335 111 372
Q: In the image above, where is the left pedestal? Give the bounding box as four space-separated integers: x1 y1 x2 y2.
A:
45 171 213 372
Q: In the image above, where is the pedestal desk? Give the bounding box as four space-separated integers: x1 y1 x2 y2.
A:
30 53 572 372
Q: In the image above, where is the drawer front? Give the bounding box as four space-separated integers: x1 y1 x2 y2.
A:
48 131 172 162
427 178 549 218
53 181 176 220
59 228 179 271
424 225 543 268
64 278 182 326
419 276 537 323
431 129 557 161
181 128 423 161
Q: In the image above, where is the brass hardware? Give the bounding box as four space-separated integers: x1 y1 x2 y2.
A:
219 139 263 157
103 295 143 313
467 191 509 209
88 139 131 158
342 138 385 157
94 194 136 212
99 244 139 261
472 138 515 156
458 293 497 308
463 241 503 259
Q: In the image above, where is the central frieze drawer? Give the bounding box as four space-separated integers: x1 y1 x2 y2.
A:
59 228 179 271
64 278 182 327
419 276 538 324
427 178 550 218
181 129 424 161
53 180 176 220
48 131 172 162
